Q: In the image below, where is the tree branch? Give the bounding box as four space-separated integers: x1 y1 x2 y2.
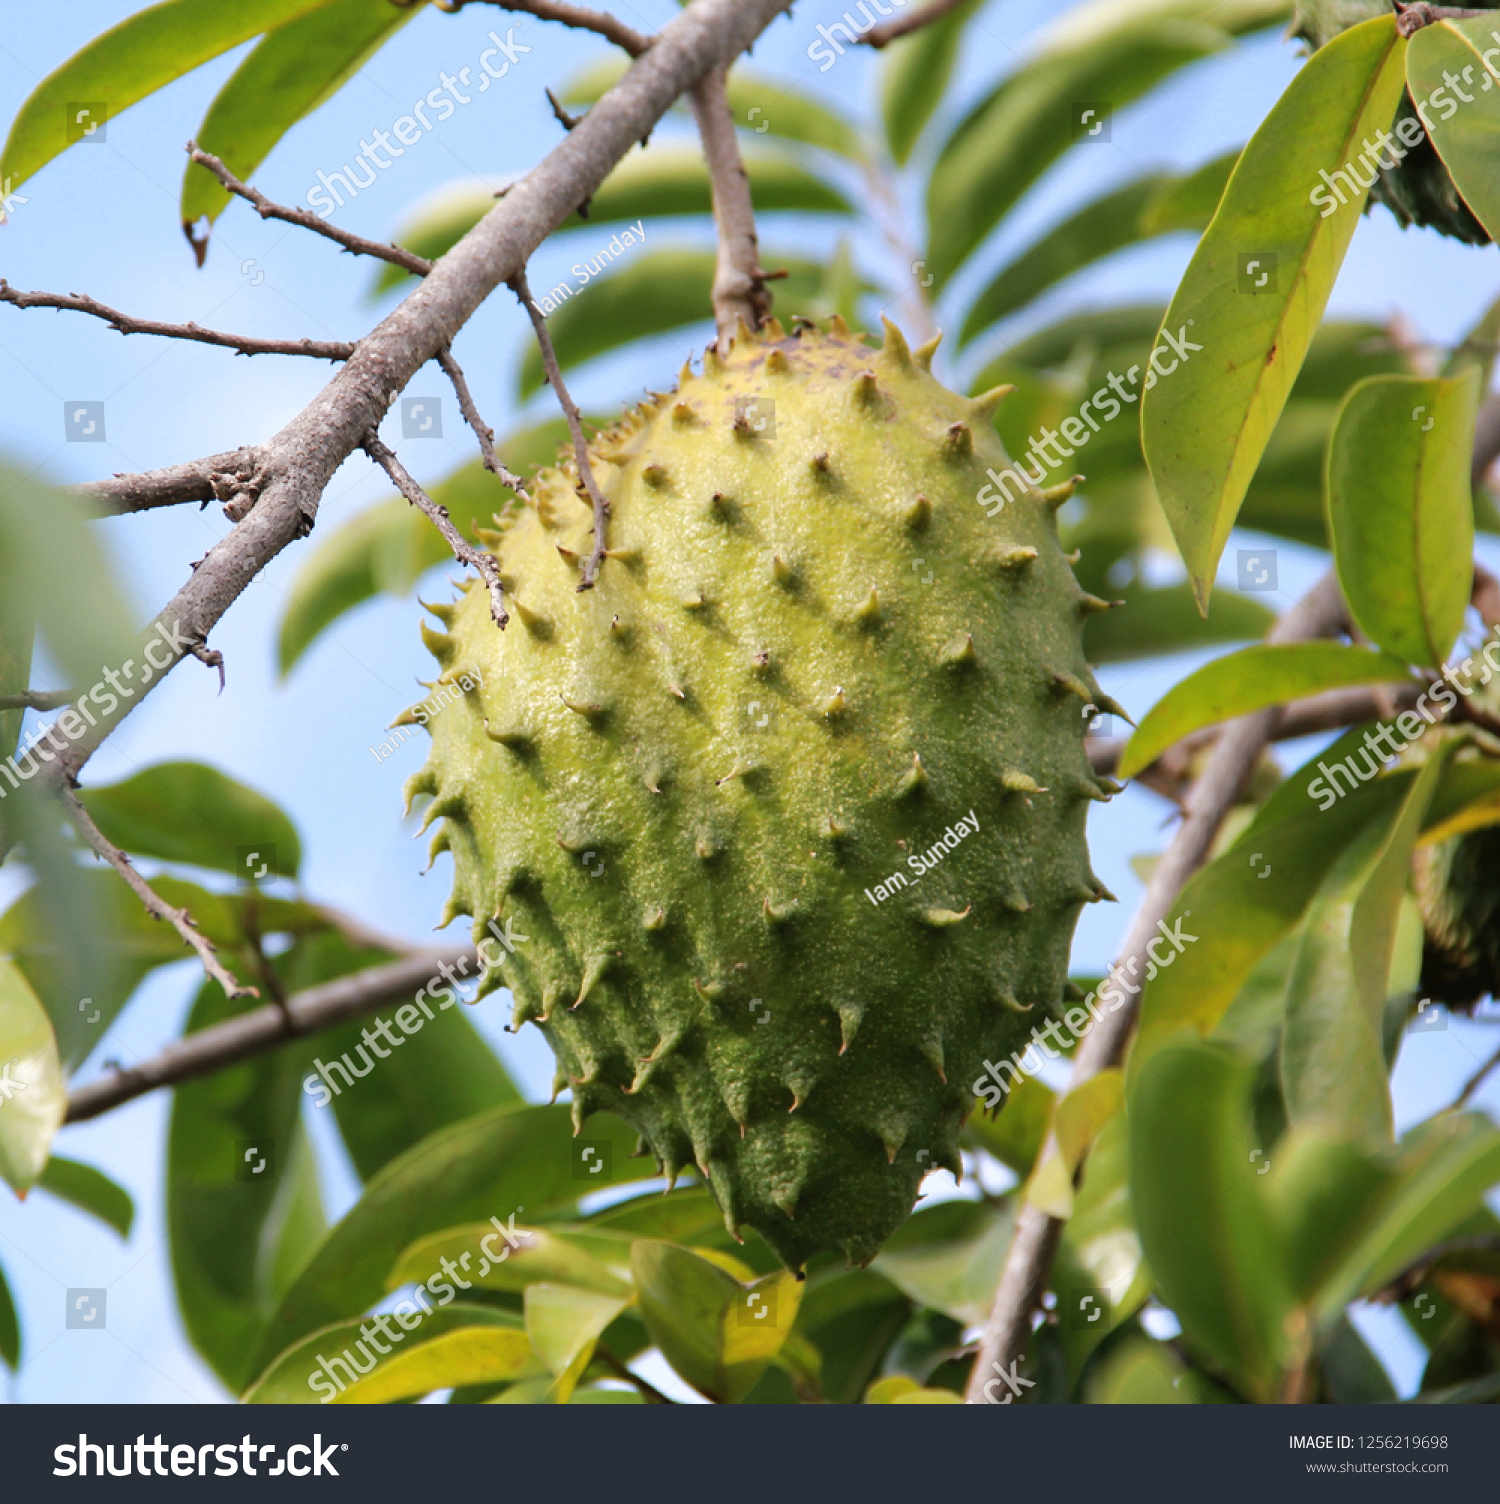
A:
186 145 433 277
363 432 509 628
436 347 533 501
858 0 969 47
71 447 263 515
510 268 613 589
688 66 770 343
60 787 259 1004
0 281 354 360
27 0 794 792
965 569 1350 1403
459 1 652 55
65 946 476 1123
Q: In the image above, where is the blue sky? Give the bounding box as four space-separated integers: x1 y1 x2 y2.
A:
2 0 1499 1403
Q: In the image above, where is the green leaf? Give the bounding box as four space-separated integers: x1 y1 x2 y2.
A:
1089 1338 1197 1402
390 1224 633 1299
580 1185 725 1242
962 1072 1053 1175
0 0 342 193
339 1324 535 1404
1141 15 1410 609
1327 371 1480 667
1084 581 1274 664
880 0 981 165
251 1104 652 1378
372 147 852 296
1129 1041 1292 1400
37 1155 134 1238
1421 750 1500 843
926 17 1233 286
1319 1314 1397 1402
524 1282 631 1399
871 1200 1014 1327
183 0 416 235
631 1241 802 1403
1130 730 1416 1078
0 958 65 1192
959 176 1171 346
1026 1070 1123 1219
1280 749 1447 1144
1406 16 1500 244
1138 148 1240 235
517 249 836 398
0 1262 17 1370
78 760 301 880
1119 642 1413 778
244 1303 524 1402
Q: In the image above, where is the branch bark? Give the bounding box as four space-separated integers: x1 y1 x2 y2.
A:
858 0 970 47
965 569 1350 1402
437 348 533 500
65 946 476 1122
465 0 651 55
71 447 261 515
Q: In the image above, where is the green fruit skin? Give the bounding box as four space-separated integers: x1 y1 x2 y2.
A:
410 320 1110 1269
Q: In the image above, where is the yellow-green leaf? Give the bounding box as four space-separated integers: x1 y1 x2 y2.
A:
334 1325 534 1404
0 959 65 1192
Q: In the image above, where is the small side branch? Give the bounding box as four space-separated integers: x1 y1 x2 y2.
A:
0 281 354 360
187 146 433 277
72 447 262 515
689 66 771 344
436 348 533 502
1393 4 1492 38
363 432 508 628
859 0 969 47
0 689 72 711
509 269 611 589
61 787 257 1002
459 1 651 55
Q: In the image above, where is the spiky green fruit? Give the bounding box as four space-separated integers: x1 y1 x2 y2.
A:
410 318 1109 1269
1415 823 1500 1008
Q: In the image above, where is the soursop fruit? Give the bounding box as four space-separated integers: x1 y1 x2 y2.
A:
1414 821 1500 1008
408 317 1116 1270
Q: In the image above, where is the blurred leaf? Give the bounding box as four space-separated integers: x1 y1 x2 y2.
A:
1327 372 1480 667
866 1374 964 1402
926 17 1234 285
880 0 981 164
1140 15 1408 609
1138 148 1240 234
1089 1337 1195 1401
872 1199 1014 1327
251 1104 652 1378
1407 17 1500 243
339 1324 534 1404
1027 1069 1123 1219
1280 750 1446 1144
959 176 1170 345
1118 643 1413 779
79 760 301 880
963 1072 1053 1174
631 1241 801 1402
0 1262 16 1370
0 0 340 193
1319 1313 1398 1402
391 1224 633 1298
580 1186 724 1241
1421 752 1500 844
1131 730 1415 1077
979 304 1168 378
1085 582 1274 664
792 1268 908 1404
0 958 65 1192
373 147 852 295
277 422 564 675
525 1282 630 1400
1130 1041 1292 1400
183 0 414 233
517 249 836 397
244 1304 523 1402
37 1155 134 1238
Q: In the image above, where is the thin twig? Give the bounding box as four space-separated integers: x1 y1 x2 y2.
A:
186 145 433 277
1449 1040 1500 1110
458 0 651 55
965 570 1350 1403
545 87 583 132
1393 4 1492 38
436 347 533 501
363 432 508 627
509 268 611 589
0 689 72 711
595 1349 675 1403
60 787 258 1002
859 0 969 47
0 281 354 360
65 947 476 1122
688 66 771 343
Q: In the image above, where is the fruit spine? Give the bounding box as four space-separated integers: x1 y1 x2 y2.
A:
408 317 1114 1269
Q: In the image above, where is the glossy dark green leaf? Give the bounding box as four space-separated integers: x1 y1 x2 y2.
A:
1280 750 1446 1143
517 250 834 397
1085 581 1274 663
183 0 415 234
880 0 981 164
79 760 301 880
37 1155 134 1238
1327 372 1480 667
0 958 65 1192
373 148 852 295
1130 1041 1292 1399
1138 148 1240 234
579 1185 724 1241
251 1104 652 1378
0 1263 17 1370
1141 15 1409 609
959 177 1170 346
0 0 341 193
